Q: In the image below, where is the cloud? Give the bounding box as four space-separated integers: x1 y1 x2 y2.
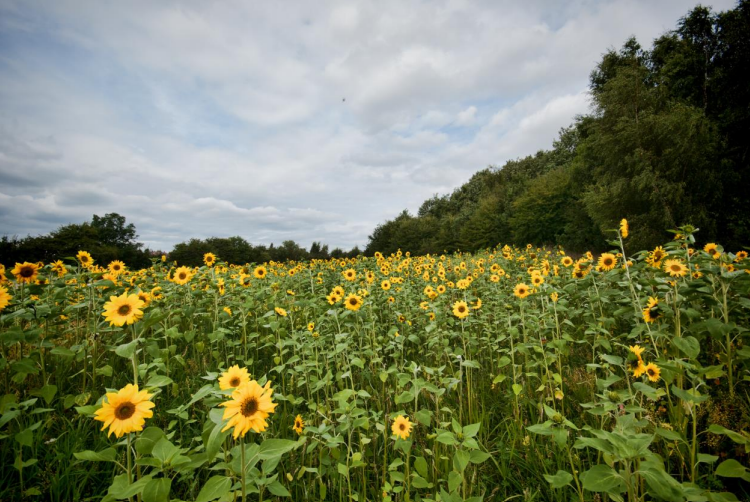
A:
0 0 737 251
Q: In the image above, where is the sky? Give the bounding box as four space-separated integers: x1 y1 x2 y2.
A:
0 0 736 252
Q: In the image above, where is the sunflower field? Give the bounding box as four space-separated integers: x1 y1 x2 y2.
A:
1 222 749 501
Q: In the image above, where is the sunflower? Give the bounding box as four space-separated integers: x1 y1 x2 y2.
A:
736 251 748 261
642 297 661 324
704 243 720 259
274 307 287 317
0 286 12 311
108 260 126 276
77 250 94 268
344 294 363 311
597 253 617 272
663 259 687 278
150 286 163 300
620 219 628 238
219 365 251 390
292 414 305 435
51 260 67 277
342 268 356 282
136 291 151 307
644 363 661 382
531 274 544 286
561 256 573 267
629 345 644 360
253 266 267 279
102 292 145 326
647 246 668 268
203 253 217 266
332 286 345 298
632 360 647 378
326 293 340 305
238 275 252 287
94 384 155 438
391 415 413 440
173 266 193 285
452 300 469 319
550 292 559 303
12 262 39 284
514 283 530 299
220 380 278 438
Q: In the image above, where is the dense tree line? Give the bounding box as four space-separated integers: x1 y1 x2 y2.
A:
365 2 750 255
1 213 155 269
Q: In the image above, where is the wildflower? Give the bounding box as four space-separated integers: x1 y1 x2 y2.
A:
597 253 617 272
77 251 94 268
203 253 217 266
223 306 232 316
391 415 413 440
102 292 145 326
704 243 720 259
642 297 661 324
514 283 530 299
645 363 661 382
550 292 559 303
274 307 287 317
108 260 126 276
94 384 155 438
293 414 305 435
620 219 628 238
0 286 12 311
344 293 363 311
220 380 278 438
452 301 469 319
173 266 193 285
663 259 687 278
307 322 315 332
12 262 39 284
219 365 250 390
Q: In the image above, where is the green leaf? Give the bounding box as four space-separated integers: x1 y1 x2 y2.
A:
435 431 457 445
453 450 470 472
188 384 214 406
544 470 573 489
414 409 431 426
135 427 166 456
152 438 180 465
114 339 138 359
195 476 232 502
469 450 491 464
395 391 414 404
581 464 625 493
267 480 291 497
142 477 171 502
145 375 173 388
716 459 748 479
259 439 299 459
462 422 481 438
672 336 700 359
109 473 153 499
74 448 117 462
31 385 57 405
414 456 429 478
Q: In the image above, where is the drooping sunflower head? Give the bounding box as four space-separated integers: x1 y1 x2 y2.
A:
629 344 644 360
663 259 687 278
12 262 39 284
203 253 217 267
452 300 469 319
514 283 530 299
102 292 145 327
597 253 617 272
94 384 155 438
220 380 278 438
219 365 251 390
150 286 163 300
642 297 662 324
391 415 413 440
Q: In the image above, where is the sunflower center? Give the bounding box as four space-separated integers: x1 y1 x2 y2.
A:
179 273 187 280
671 265 680 271
115 402 135 420
649 307 661 319
229 377 240 387
241 397 259 417
647 368 656 376
118 304 132 316
604 258 613 266
349 298 357 305
458 306 466 313
20 266 34 278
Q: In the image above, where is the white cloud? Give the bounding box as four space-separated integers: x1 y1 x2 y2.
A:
0 0 737 251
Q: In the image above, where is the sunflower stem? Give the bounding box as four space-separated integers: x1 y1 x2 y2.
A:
241 436 246 502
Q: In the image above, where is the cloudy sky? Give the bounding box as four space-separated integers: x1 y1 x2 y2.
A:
0 0 735 251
